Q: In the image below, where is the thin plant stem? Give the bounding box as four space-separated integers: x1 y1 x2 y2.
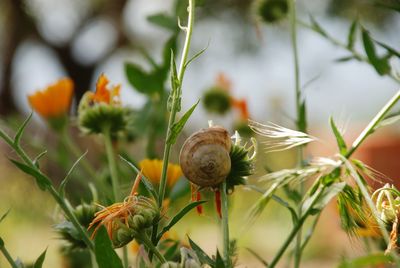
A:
138 233 167 264
102 127 129 267
61 128 98 180
297 20 400 84
158 0 195 206
0 242 18 268
103 127 120 202
288 0 305 267
150 0 195 256
221 182 231 267
0 128 95 251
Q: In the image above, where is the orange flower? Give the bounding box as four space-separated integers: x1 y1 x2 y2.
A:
28 78 74 119
88 74 121 105
139 159 182 189
231 98 250 120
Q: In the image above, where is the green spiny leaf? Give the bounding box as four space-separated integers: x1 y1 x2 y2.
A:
14 112 33 146
329 116 347 155
33 248 47 268
188 236 215 267
9 159 51 191
157 201 206 241
167 99 199 145
94 227 123 268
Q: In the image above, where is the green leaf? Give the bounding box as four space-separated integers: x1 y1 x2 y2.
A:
94 227 123 268
362 28 391 75
183 42 209 71
14 112 33 146
303 182 346 213
170 51 179 93
375 40 400 59
329 116 347 155
157 201 207 241
335 56 356 63
147 13 177 31
0 237 3 247
119 156 158 200
347 19 358 50
33 248 47 268
163 241 179 260
309 15 328 38
59 151 88 197
188 236 215 267
298 100 307 132
215 250 226 268
0 209 11 224
125 63 165 96
167 100 200 145
338 253 393 268
246 248 269 266
9 159 51 191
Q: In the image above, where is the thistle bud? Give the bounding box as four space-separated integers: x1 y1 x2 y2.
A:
202 86 232 115
255 0 289 24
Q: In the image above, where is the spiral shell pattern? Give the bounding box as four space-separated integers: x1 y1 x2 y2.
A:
180 126 232 187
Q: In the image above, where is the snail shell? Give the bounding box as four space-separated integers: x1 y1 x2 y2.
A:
179 126 232 187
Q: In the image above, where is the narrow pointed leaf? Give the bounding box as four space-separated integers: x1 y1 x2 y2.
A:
309 15 328 37
302 182 346 213
119 156 158 200
184 42 209 70
94 227 123 268
59 151 88 196
246 248 269 266
167 100 199 145
362 28 391 75
375 40 400 59
329 117 347 155
14 112 33 146
335 56 356 62
157 201 207 241
9 159 51 191
188 236 215 267
0 209 11 224
347 19 358 49
33 248 47 268
215 250 226 268
33 150 47 168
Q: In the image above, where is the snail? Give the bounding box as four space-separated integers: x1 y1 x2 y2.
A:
179 125 232 188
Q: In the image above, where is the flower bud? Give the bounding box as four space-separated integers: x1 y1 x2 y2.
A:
255 0 289 24
202 86 232 115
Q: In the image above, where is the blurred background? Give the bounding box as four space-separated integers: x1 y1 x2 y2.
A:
1 0 400 267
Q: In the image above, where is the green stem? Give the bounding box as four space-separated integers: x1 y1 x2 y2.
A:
103 127 120 202
150 0 195 257
138 233 167 264
0 242 18 268
0 128 94 251
289 0 304 267
269 187 325 268
345 90 400 158
221 182 231 268
298 20 400 84
102 128 128 267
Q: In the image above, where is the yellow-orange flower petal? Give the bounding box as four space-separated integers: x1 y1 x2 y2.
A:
90 74 121 105
28 78 74 119
139 159 182 189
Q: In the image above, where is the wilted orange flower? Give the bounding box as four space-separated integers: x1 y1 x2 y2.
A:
28 78 74 119
139 159 182 188
88 74 121 105
231 98 250 120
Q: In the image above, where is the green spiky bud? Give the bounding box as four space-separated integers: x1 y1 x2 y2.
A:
202 86 232 115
